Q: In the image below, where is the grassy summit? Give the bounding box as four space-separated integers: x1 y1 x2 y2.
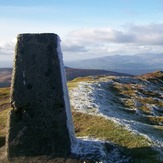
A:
69 72 163 162
0 72 163 162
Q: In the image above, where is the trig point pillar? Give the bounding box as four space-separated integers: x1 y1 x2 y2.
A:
6 33 75 158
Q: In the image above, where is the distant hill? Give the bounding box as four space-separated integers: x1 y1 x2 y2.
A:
0 67 131 88
65 53 163 75
65 67 132 81
0 68 12 88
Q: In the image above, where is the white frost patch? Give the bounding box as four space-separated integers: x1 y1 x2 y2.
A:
69 79 163 153
71 137 130 163
72 137 107 161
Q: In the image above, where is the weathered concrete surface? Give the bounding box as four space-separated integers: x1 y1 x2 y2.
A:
7 33 74 158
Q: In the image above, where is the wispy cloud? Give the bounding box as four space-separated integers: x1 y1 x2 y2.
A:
128 24 163 45
62 23 163 60
1 24 163 62
62 40 88 52
0 41 15 55
66 24 163 45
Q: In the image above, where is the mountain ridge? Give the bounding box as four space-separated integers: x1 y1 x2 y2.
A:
65 53 163 75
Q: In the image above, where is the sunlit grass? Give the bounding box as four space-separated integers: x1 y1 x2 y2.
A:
72 112 151 148
123 99 135 109
0 87 10 99
71 76 94 82
67 77 95 91
139 89 162 98
0 108 10 136
0 108 10 147
138 97 163 106
139 105 152 115
72 111 159 162
147 116 163 125
67 81 79 91
1 74 163 162
0 99 10 106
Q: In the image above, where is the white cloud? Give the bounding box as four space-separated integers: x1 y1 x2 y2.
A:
128 24 163 45
62 23 163 61
66 24 163 45
62 40 88 52
1 23 163 62
0 40 15 55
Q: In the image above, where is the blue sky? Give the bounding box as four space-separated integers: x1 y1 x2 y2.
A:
0 0 163 67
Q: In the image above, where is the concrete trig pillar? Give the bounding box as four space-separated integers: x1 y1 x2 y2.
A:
6 33 75 158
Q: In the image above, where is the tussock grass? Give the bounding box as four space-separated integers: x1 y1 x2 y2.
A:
0 87 10 148
71 76 94 82
68 76 95 90
114 83 136 96
111 81 163 120
139 89 162 98
123 99 135 109
0 108 10 147
0 99 10 106
0 87 10 99
0 108 10 135
147 116 163 125
154 125 163 130
139 105 152 115
139 97 163 106
68 76 96 91
67 81 79 91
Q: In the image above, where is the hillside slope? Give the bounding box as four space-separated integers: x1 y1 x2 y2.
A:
0 71 163 162
69 71 163 162
65 53 163 75
0 68 12 87
66 67 132 81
